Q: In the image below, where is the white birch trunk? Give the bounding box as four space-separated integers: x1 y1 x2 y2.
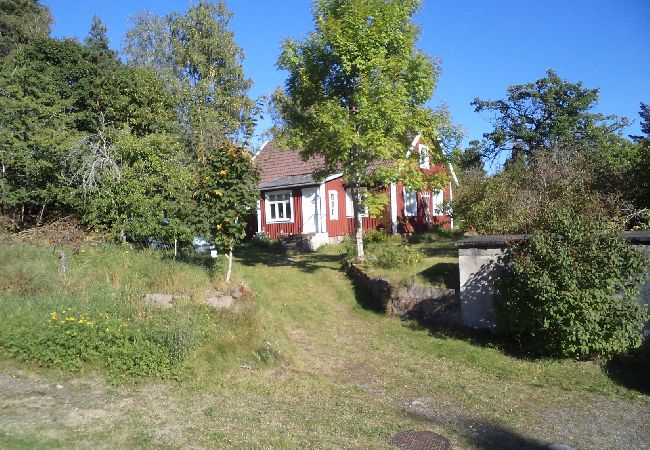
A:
351 184 365 262
226 248 233 282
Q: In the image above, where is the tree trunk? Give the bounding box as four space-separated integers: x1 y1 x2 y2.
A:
351 184 365 262
226 248 233 282
37 204 46 226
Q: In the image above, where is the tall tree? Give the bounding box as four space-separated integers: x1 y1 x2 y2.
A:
0 0 51 57
124 1 255 146
275 0 455 261
84 15 115 60
191 141 259 281
472 69 629 163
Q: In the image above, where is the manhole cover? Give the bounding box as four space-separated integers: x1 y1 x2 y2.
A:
389 429 451 450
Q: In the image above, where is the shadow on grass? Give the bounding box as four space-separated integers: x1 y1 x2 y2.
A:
235 244 345 274
418 262 460 290
349 275 386 315
605 346 650 395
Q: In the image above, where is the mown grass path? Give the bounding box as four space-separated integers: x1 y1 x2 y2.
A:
1 246 648 449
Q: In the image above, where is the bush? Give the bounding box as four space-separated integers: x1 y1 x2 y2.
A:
495 211 649 359
0 244 263 382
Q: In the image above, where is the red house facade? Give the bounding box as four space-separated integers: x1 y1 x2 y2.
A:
254 136 456 248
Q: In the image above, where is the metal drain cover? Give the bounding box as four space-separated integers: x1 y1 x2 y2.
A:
389 429 451 450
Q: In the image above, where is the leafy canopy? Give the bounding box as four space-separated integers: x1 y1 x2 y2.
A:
124 1 255 145
472 69 629 162
275 0 454 191
496 210 649 359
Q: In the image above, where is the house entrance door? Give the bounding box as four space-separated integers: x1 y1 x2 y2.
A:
301 187 319 234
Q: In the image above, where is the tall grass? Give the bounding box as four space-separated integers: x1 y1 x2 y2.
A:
0 244 264 381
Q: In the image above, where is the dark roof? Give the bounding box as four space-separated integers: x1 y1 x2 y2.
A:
259 174 319 190
456 230 650 249
255 141 326 188
456 235 528 249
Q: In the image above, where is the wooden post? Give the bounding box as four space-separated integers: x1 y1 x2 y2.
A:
58 251 67 277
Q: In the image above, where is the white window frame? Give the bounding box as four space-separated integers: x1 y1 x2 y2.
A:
328 190 339 220
265 190 294 223
345 188 368 218
404 188 418 217
418 144 430 169
432 189 444 216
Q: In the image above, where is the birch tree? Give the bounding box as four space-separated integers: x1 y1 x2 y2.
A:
275 0 455 261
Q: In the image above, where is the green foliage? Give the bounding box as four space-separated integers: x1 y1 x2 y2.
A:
495 211 649 359
344 233 423 268
191 141 259 252
124 1 255 145
0 0 52 57
0 244 262 381
275 0 459 259
473 69 629 163
453 152 618 234
73 129 193 244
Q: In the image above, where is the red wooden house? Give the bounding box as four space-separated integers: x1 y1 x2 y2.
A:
253 135 457 249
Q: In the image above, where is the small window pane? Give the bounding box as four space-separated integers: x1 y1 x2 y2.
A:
285 201 292 219
270 203 276 219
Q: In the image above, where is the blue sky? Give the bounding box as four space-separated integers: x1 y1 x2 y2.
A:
43 0 650 153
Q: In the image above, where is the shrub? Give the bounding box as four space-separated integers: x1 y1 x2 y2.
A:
365 243 423 269
0 244 263 382
495 211 649 359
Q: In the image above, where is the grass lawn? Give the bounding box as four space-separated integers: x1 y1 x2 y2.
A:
348 229 462 289
0 242 648 449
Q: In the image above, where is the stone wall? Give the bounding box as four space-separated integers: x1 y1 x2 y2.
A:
457 231 650 339
345 262 459 325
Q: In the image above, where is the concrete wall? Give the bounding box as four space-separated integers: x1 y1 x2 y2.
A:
457 233 650 339
346 262 459 325
458 247 504 331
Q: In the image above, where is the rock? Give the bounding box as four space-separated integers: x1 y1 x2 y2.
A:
55 384 63 389
547 445 575 450
144 293 174 308
206 295 234 308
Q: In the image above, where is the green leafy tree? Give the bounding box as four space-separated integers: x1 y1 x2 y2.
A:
472 69 629 163
275 0 456 261
73 128 193 244
0 0 52 57
0 38 84 226
496 210 649 359
124 1 255 146
451 139 485 178
191 142 259 281
84 15 110 53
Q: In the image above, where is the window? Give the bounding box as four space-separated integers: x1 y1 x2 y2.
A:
418 144 430 169
404 189 418 216
432 189 444 216
265 191 292 223
345 188 368 217
329 191 339 220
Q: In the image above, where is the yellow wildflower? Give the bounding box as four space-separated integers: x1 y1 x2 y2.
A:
219 169 227 176
78 319 84 324
216 224 222 230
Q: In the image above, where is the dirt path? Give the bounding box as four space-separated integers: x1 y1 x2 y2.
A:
1 250 649 449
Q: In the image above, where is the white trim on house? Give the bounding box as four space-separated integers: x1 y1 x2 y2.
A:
432 189 444 216
449 181 454 229
264 189 294 224
345 188 368 218
403 187 417 217
406 133 422 158
318 182 327 233
418 144 430 169
256 199 262 232
252 140 269 161
390 182 398 234
328 190 339 220
323 172 343 182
